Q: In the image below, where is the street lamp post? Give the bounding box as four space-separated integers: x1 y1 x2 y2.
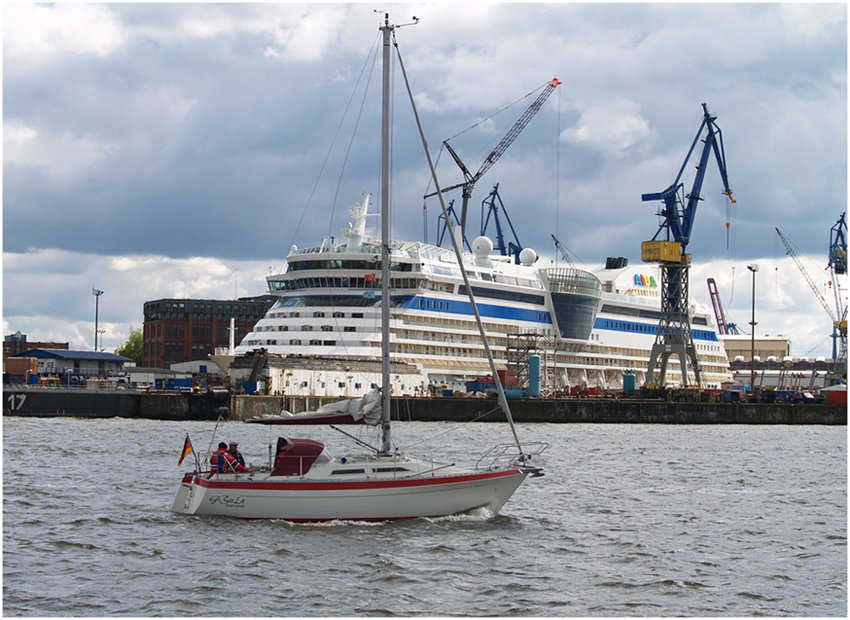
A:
747 264 759 398
93 288 104 351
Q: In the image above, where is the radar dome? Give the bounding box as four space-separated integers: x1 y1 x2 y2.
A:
519 247 537 266
472 236 494 257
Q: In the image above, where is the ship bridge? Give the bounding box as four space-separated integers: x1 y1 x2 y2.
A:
542 268 603 341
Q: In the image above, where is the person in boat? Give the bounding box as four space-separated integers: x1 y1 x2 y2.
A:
274 439 295 468
228 441 246 468
211 442 251 473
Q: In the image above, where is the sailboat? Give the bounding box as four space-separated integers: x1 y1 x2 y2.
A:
171 14 546 522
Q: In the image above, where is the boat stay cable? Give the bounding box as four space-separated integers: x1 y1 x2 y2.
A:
274 30 381 277
391 30 529 463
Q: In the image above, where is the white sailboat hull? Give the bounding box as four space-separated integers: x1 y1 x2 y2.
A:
173 467 528 521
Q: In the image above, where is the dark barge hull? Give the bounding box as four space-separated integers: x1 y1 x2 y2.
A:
3 389 845 425
3 388 229 421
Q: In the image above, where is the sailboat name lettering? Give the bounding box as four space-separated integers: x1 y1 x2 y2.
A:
209 495 246 508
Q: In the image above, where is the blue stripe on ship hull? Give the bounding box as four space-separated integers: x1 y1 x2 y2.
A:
402 296 551 324
594 318 719 342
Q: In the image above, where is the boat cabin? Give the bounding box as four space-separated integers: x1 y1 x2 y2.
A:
271 437 326 476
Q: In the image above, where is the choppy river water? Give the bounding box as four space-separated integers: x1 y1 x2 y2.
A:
3 417 846 616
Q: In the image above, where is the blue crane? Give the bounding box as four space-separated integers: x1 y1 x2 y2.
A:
642 102 735 253
480 184 523 261
827 213 847 368
829 212 847 275
641 103 735 388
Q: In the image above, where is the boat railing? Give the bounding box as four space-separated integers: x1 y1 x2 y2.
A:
475 442 549 471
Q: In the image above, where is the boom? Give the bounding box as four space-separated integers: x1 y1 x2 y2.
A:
776 227 836 322
706 277 742 335
551 234 575 268
642 102 735 251
427 78 561 245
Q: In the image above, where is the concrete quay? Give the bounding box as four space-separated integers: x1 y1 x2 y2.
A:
3 388 846 425
233 395 847 425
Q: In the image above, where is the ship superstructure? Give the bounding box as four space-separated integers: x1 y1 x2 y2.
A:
234 193 731 395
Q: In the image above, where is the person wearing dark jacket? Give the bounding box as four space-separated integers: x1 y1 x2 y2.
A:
228 442 246 468
210 442 250 473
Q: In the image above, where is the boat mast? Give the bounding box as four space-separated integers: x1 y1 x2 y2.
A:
379 13 393 456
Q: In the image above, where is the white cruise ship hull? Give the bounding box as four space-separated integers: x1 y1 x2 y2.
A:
232 194 731 393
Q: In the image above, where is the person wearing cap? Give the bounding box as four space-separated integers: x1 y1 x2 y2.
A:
210 441 251 473
228 441 246 468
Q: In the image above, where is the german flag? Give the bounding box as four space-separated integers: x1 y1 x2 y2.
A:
177 434 193 466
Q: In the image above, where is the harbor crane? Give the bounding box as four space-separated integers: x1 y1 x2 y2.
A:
480 184 523 260
829 212 847 275
828 212 847 380
707 277 742 335
551 234 576 268
641 103 735 388
425 78 561 249
777 223 847 370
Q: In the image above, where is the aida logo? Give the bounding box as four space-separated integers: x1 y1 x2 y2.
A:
634 274 658 287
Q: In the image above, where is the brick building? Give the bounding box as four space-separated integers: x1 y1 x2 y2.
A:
4 331 69 363
143 295 274 368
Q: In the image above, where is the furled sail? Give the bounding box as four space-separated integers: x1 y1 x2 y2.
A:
244 389 382 426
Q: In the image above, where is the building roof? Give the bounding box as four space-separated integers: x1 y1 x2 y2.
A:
18 349 132 363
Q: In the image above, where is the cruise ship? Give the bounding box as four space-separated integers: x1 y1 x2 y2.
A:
233 193 731 396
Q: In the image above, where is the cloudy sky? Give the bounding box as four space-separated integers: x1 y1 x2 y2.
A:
3 2 847 359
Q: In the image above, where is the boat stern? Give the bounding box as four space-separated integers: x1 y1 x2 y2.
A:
171 474 195 513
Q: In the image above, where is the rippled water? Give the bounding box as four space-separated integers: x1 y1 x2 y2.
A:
3 417 846 616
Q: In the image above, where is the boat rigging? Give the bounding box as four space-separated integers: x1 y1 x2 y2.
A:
171 13 546 522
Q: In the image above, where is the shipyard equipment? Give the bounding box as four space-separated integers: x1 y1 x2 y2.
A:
641 103 735 387
827 214 847 373
776 222 847 375
829 212 847 275
426 78 561 249
552 234 576 268
480 184 523 259
436 185 524 259
707 277 742 335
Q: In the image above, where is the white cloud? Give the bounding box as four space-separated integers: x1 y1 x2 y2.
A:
4 251 273 351
561 100 654 159
3 123 114 177
4 4 124 60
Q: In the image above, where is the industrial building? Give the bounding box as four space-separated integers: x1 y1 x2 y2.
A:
142 295 274 368
10 349 132 386
3 332 68 363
